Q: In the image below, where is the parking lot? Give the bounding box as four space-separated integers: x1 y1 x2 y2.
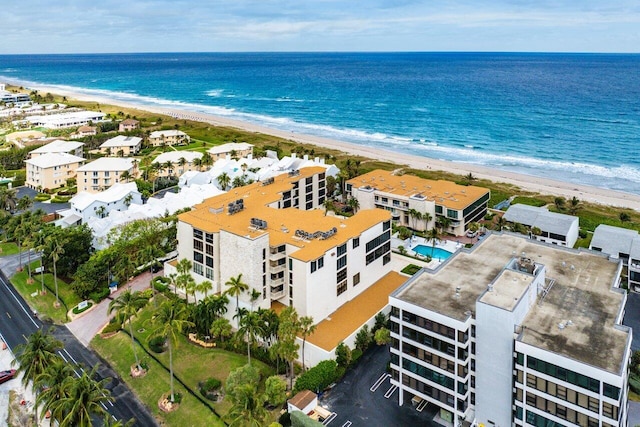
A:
318 345 440 427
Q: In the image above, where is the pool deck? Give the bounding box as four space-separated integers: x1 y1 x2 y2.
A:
408 236 462 259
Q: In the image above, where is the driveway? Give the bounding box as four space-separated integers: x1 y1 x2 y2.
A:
320 345 439 427
15 186 70 214
66 270 159 346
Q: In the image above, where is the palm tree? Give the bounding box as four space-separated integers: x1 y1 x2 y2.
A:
495 214 507 231
177 157 187 174
12 329 63 422
197 280 213 300
422 212 433 230
407 208 419 230
17 194 33 212
249 288 261 312
299 316 316 371
48 366 113 426
120 170 132 183
217 172 231 190
437 216 452 234
225 274 249 328
463 172 477 186
0 186 18 212
123 193 133 207
227 383 268 427
34 230 48 295
237 311 265 365
35 360 74 421
568 196 581 215
141 245 163 306
148 300 194 403
109 290 149 372
175 258 194 302
47 235 65 307
554 197 566 211
210 317 232 342
425 227 440 258
95 205 106 218
277 306 301 389
347 197 360 214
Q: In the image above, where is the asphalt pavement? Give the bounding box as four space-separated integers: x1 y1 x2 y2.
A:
320 344 439 427
0 254 158 427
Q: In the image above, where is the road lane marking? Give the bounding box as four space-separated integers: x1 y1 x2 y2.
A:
0 276 39 329
6 312 10 319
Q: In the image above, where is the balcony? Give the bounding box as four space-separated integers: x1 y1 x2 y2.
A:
270 276 285 286
270 263 286 273
270 285 285 299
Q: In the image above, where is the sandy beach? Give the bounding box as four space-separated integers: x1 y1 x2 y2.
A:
13 81 640 212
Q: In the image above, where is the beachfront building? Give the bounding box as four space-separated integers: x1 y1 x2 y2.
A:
21 110 106 129
76 157 137 193
389 233 630 427
70 125 97 139
503 204 579 247
0 84 31 106
208 142 254 161
99 135 142 156
25 153 85 191
29 139 84 158
590 224 640 291
152 151 203 178
148 129 190 147
346 170 490 237
118 118 139 132
173 167 403 366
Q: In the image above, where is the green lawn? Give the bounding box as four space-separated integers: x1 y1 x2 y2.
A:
0 242 19 256
10 261 82 323
92 295 277 425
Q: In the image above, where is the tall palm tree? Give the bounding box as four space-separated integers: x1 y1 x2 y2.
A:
148 300 194 403
35 360 74 421
217 172 231 190
347 197 360 214
34 230 48 295
12 329 63 422
48 366 113 427
425 227 440 258
0 186 18 212
175 258 194 302
407 208 419 230
108 290 149 372
299 316 316 371
225 274 249 328
47 235 65 307
437 216 452 234
237 311 265 365
197 280 213 300
422 212 433 231
568 196 581 215
177 157 187 174
141 245 163 306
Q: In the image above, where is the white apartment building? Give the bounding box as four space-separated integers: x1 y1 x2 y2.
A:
67 182 142 223
29 139 84 158
389 233 629 427
173 167 400 366
76 158 137 193
25 153 85 191
503 204 580 248
152 151 202 177
99 135 142 156
208 142 254 161
0 84 31 106
590 224 640 291
23 110 106 129
148 130 190 147
347 170 490 237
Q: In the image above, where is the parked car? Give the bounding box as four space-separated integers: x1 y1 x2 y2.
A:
466 230 478 238
0 369 16 384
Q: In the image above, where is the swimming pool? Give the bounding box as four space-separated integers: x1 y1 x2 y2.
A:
413 245 453 260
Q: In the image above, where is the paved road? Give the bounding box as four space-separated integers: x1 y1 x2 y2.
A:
320 345 439 427
0 265 158 426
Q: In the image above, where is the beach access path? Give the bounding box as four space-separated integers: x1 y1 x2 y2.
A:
13 80 640 212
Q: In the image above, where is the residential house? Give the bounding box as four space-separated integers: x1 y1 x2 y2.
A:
25 153 85 191
503 204 579 247
76 157 137 193
148 130 190 147
99 135 142 156
66 182 142 223
70 125 97 139
29 139 84 158
152 151 203 177
208 142 254 161
389 233 629 426
347 170 490 236
118 118 140 132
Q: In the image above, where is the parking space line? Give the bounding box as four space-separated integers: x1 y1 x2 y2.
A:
384 384 398 399
417 399 428 412
370 372 390 392
341 422 352 427
322 412 337 425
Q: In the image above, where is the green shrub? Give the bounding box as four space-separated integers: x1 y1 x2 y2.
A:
400 264 421 275
294 360 339 394
511 196 548 207
34 194 50 201
51 195 72 203
578 229 587 239
335 342 352 368
153 281 168 292
199 377 222 401
149 336 167 353
102 321 122 334
351 348 363 365
88 287 110 303
72 302 93 314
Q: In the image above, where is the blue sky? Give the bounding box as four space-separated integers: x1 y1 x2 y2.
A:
1 0 639 53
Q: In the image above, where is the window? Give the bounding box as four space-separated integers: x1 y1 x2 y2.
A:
205 267 214 279
193 263 203 275
353 237 360 249
193 252 203 263
206 256 213 268
383 220 391 231
311 261 317 273
318 257 324 269
194 240 203 251
353 273 360 286
337 268 347 283
337 243 347 257
194 229 203 239
337 255 347 270
337 281 347 296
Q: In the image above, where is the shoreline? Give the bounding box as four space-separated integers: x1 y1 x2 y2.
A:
11 80 640 212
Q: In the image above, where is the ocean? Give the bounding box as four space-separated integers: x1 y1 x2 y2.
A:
1 52 639 194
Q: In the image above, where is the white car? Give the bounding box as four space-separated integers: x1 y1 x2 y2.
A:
466 230 478 238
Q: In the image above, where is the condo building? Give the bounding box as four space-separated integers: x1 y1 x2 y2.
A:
148 130 190 147
173 167 399 365
346 170 490 236
389 233 629 427
76 158 137 193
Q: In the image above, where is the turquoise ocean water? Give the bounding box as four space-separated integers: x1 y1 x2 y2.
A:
1 52 639 194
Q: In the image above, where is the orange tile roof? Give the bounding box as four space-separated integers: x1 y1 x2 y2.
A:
305 271 407 351
178 167 391 262
347 169 489 210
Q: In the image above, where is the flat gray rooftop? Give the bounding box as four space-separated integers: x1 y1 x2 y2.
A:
394 233 628 373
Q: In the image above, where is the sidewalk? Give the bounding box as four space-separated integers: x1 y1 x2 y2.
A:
66 270 157 347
